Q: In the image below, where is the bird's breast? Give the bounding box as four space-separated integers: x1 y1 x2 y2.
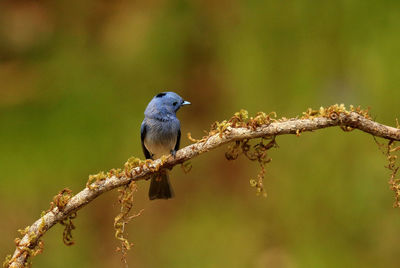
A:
143 119 178 159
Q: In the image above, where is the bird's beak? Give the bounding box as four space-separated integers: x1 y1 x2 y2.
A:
182 100 191 106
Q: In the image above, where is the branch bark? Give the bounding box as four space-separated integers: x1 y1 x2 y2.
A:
7 111 400 267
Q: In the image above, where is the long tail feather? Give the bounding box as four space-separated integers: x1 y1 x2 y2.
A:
149 170 174 200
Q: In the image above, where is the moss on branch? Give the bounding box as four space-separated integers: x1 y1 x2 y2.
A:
5 104 400 268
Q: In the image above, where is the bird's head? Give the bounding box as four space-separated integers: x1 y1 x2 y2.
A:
146 92 190 116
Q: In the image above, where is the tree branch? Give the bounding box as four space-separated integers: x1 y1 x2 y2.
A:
6 110 400 267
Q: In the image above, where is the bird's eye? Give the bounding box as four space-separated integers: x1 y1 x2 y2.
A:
173 102 178 106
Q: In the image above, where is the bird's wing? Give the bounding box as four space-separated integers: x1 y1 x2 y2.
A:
174 128 181 152
141 122 152 159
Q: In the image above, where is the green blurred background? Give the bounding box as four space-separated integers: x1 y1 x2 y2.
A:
1 1 400 267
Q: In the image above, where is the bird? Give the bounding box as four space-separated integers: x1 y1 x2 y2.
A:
141 92 191 200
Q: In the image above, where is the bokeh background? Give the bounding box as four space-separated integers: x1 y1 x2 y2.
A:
1 1 400 267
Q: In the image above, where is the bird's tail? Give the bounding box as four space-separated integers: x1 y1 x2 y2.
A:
149 170 174 200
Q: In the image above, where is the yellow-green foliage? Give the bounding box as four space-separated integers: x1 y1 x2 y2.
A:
2 255 11 268
86 171 108 190
301 104 370 120
124 157 143 173
4 218 46 268
181 161 192 174
60 213 76 246
211 106 371 198
124 156 160 176
48 188 77 246
3 105 395 268
114 181 143 266
86 157 150 191
188 109 277 144
82 156 155 264
213 110 279 197
385 141 400 207
209 109 277 138
225 137 276 197
50 188 73 211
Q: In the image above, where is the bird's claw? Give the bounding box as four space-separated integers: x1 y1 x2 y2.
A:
171 149 177 158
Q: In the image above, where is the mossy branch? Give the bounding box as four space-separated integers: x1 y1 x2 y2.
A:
5 105 400 268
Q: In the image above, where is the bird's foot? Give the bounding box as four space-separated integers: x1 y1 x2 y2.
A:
170 149 177 158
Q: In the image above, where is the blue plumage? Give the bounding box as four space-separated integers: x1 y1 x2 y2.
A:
141 92 190 200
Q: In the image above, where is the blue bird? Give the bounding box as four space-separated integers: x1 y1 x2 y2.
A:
141 92 191 200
